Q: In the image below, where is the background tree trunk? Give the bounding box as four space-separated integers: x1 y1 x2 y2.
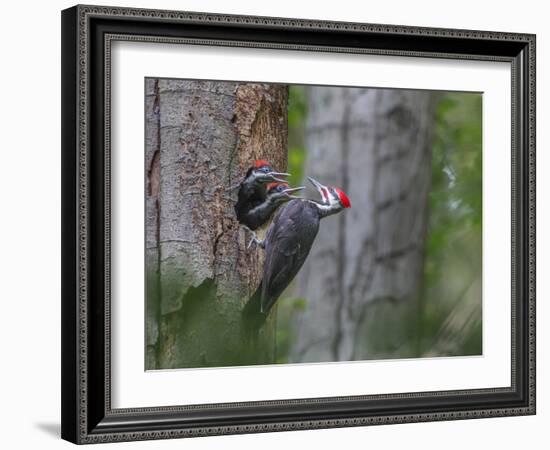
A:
145 79 288 369
290 87 435 363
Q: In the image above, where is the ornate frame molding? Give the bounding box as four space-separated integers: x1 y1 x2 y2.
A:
61 4 536 444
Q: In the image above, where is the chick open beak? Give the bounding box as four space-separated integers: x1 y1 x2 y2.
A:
282 186 305 199
267 171 291 183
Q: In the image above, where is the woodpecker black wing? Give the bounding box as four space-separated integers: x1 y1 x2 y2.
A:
234 176 270 230
260 200 320 313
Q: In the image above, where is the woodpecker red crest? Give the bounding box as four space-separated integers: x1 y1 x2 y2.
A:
334 187 351 208
254 159 270 169
266 182 288 191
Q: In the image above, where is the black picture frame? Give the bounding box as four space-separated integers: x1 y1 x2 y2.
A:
61 4 536 444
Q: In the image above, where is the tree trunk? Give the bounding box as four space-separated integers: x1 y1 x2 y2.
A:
290 87 435 363
145 79 288 369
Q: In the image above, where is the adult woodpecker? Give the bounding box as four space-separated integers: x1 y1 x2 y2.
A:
242 176 351 331
234 160 293 230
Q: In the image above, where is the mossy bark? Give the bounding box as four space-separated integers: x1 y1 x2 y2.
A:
145 79 288 369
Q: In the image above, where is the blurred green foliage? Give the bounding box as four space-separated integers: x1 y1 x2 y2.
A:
418 92 483 357
275 296 308 363
287 86 307 187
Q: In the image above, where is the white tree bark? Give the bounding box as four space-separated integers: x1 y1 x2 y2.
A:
291 87 435 362
145 79 288 368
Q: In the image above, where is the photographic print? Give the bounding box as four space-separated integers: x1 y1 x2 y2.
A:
62 6 535 442
144 79 482 370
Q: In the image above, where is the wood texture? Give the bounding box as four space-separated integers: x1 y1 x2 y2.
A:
145 79 288 368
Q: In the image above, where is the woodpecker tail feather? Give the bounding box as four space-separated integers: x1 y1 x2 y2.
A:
242 285 268 340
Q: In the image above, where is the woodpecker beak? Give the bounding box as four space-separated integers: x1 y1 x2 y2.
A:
307 176 329 203
254 170 290 184
282 186 305 199
268 171 291 183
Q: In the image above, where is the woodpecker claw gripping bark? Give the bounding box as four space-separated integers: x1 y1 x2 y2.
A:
242 226 265 249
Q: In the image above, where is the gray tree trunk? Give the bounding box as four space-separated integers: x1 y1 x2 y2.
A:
145 79 288 369
290 87 435 363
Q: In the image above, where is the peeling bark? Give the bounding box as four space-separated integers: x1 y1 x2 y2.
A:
145 79 288 369
290 87 435 363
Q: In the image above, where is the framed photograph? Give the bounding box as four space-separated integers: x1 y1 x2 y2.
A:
61 4 536 444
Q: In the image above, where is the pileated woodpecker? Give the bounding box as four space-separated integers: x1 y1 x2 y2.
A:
234 160 293 230
243 176 351 330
